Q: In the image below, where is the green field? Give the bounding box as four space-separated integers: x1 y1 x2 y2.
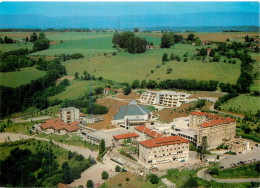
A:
64 44 241 84
220 95 260 114
212 162 260 179
0 67 46 88
249 52 260 92
0 42 33 53
49 79 105 100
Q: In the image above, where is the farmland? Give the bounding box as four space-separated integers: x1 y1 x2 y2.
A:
49 79 105 100
0 67 46 88
0 42 33 53
63 44 241 84
219 95 260 114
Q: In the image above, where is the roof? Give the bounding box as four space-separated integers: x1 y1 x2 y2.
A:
80 113 86 117
139 136 189 148
199 117 236 128
113 132 139 140
135 126 162 138
104 88 111 90
58 183 69 188
113 100 151 120
40 118 79 132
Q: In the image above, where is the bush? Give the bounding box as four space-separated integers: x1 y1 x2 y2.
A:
71 53 84 59
126 177 130 181
115 165 121 172
112 52 117 56
184 58 188 62
148 174 159 184
86 180 94 188
102 171 109 180
118 183 122 187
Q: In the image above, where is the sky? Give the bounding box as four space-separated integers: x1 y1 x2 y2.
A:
0 1 259 17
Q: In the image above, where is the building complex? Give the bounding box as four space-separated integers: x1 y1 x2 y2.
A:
140 90 190 107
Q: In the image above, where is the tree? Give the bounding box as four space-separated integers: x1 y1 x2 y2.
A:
33 38 50 51
99 139 105 154
170 53 175 60
187 33 195 41
131 80 140 89
124 84 131 95
95 87 104 95
197 136 208 161
162 53 169 62
195 37 201 46
182 176 198 188
25 37 29 42
148 174 159 184
74 72 79 79
141 80 147 88
147 80 157 89
160 33 174 48
86 180 94 188
30 32 38 42
101 171 109 180
134 28 139 32
115 165 121 172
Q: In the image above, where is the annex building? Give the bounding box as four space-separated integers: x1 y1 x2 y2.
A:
60 107 80 123
139 135 189 165
111 99 153 128
190 112 236 150
140 90 190 107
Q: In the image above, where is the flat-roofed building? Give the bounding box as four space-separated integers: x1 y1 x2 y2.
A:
190 112 236 150
139 136 189 165
60 107 80 123
111 99 153 128
140 90 190 107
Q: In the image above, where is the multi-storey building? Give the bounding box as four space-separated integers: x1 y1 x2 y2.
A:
111 99 153 128
60 107 80 123
140 90 190 107
190 112 236 149
139 135 189 165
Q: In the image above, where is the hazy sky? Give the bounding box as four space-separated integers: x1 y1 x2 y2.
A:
0 2 259 17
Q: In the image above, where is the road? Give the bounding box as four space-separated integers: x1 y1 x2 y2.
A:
197 168 260 183
10 116 53 123
209 105 244 119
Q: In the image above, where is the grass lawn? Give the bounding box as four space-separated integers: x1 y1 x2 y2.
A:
2 121 35 133
100 172 166 188
36 132 48 138
0 67 46 88
164 168 253 188
220 95 260 114
212 162 260 179
49 80 105 100
0 42 33 53
63 44 240 84
46 134 70 142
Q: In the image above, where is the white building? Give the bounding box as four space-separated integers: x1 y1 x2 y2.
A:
140 90 190 107
60 107 80 123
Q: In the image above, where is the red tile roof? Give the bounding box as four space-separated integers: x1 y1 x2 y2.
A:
139 136 189 148
113 133 139 140
58 183 69 188
135 126 162 138
40 118 79 132
199 117 236 128
104 88 111 90
80 113 86 117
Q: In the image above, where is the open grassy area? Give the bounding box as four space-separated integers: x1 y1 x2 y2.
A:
0 67 46 88
2 121 35 134
100 172 166 188
212 162 260 179
220 95 260 114
46 134 70 142
63 44 240 84
49 79 105 100
0 42 33 53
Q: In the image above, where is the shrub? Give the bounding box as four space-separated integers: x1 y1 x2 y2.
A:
148 174 159 184
86 180 94 188
118 183 122 187
102 171 109 180
126 177 130 181
184 58 188 62
112 52 117 56
115 165 121 172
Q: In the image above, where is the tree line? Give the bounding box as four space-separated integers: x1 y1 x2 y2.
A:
0 58 67 118
0 143 95 187
131 79 219 91
0 36 14 44
112 31 148 53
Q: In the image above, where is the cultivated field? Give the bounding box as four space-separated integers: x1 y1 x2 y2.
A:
0 67 46 88
220 95 260 114
0 42 33 53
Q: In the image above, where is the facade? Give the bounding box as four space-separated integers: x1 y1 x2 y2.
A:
113 133 139 146
81 115 104 124
140 91 190 107
190 112 236 150
111 99 153 128
60 107 80 123
139 136 189 165
225 138 256 155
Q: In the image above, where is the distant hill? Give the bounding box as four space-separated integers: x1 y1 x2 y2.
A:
0 12 259 31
